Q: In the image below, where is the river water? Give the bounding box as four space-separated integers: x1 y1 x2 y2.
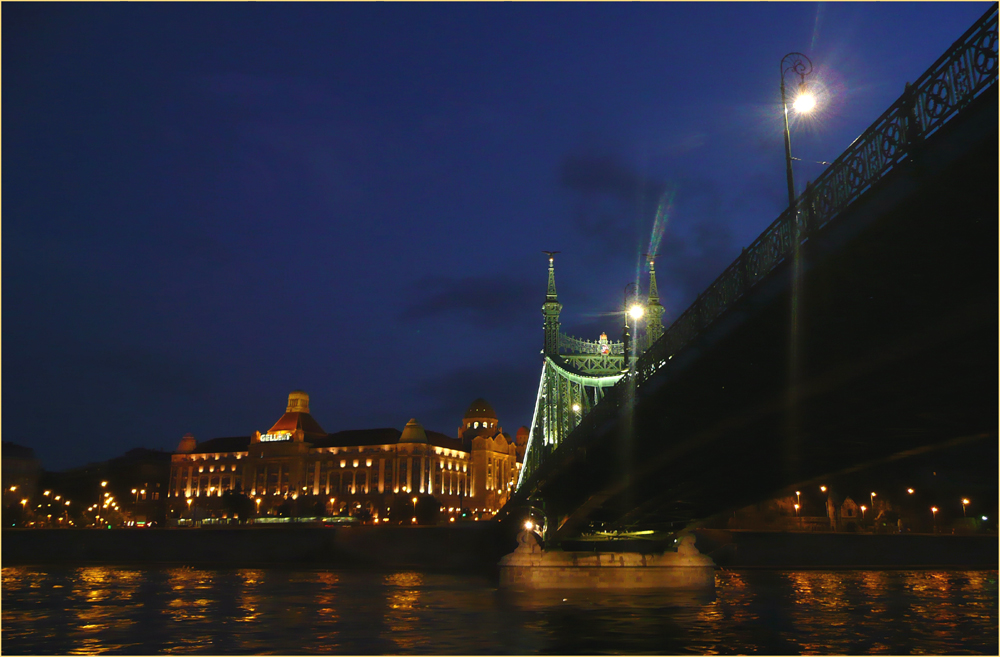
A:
2 566 996 654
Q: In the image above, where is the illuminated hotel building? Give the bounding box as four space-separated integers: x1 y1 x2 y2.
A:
168 391 524 520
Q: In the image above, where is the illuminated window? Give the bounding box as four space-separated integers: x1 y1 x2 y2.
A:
474 422 479 429
353 460 359 468
340 460 346 468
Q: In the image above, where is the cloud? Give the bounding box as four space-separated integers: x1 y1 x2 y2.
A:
406 361 541 433
559 152 667 202
400 275 537 325
556 149 741 313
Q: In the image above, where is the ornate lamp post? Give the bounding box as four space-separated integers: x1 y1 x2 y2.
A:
622 282 644 370
780 52 815 209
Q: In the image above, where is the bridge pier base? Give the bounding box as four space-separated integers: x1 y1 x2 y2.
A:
498 532 715 590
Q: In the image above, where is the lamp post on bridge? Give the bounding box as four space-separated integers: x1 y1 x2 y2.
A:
780 52 816 209
622 282 644 371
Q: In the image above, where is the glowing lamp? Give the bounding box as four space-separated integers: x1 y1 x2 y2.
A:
524 520 534 531
628 304 645 320
793 92 816 113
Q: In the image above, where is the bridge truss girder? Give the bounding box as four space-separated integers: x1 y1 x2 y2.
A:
518 356 621 491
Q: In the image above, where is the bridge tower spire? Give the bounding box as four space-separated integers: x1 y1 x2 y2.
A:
542 251 562 357
645 255 665 346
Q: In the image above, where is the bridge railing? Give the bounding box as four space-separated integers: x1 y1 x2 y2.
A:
631 2 997 393
517 4 997 493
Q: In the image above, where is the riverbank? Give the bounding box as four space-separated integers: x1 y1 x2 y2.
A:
3 526 995 572
693 528 998 569
1 523 512 574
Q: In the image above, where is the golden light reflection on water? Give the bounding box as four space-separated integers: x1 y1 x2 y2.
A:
235 568 265 625
382 571 424 652
313 571 341 622
1 566 996 654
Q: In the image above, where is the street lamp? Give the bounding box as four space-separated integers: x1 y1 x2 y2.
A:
871 491 877 510
931 506 938 526
622 282 643 368
860 504 867 520
820 485 827 493
907 488 915 495
795 490 801 507
962 498 970 517
780 52 815 209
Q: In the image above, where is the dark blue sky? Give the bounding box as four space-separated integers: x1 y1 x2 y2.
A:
4 2 990 471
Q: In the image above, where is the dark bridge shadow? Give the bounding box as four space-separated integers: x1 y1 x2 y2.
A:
510 75 997 540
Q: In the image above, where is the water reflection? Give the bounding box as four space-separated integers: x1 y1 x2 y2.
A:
1 567 996 654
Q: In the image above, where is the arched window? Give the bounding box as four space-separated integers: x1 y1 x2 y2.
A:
474 421 479 429
357 471 368 494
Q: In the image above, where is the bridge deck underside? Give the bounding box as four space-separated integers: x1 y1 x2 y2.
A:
520 87 998 537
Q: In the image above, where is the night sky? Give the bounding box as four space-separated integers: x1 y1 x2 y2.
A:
4 2 990 472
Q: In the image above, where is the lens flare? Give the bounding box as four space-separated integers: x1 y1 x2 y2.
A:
646 189 674 263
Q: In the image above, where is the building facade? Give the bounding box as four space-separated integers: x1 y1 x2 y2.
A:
168 392 523 522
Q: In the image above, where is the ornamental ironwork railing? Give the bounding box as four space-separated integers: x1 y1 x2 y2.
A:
517 4 997 493
559 333 625 355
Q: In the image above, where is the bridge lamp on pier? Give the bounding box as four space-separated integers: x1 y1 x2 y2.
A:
795 490 801 506
780 52 816 209
859 504 867 520
870 491 876 509
962 498 970 516
571 403 581 413
931 506 938 523
793 503 800 516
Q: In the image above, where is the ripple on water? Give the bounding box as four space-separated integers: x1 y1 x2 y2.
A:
1 567 996 654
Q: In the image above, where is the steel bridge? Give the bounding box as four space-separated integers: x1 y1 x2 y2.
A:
509 5 998 542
